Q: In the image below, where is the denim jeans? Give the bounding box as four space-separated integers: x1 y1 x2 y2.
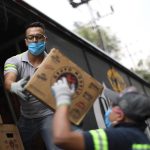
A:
18 114 60 150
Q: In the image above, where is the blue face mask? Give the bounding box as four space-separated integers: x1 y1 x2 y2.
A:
104 108 112 128
28 41 46 56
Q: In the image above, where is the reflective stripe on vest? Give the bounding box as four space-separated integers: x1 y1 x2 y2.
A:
132 144 150 150
90 129 108 150
4 53 23 71
4 64 16 71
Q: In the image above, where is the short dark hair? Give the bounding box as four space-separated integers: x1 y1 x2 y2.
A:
25 21 46 33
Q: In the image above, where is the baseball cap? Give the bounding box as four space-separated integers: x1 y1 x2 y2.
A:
104 86 150 122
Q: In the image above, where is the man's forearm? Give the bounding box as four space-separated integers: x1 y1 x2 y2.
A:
53 105 71 143
52 78 85 150
4 79 14 91
4 73 17 91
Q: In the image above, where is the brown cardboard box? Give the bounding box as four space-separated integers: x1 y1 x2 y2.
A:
25 48 103 125
0 124 24 150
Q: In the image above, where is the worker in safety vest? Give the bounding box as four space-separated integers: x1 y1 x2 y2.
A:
51 77 150 150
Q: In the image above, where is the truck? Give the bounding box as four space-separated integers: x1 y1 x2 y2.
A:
0 0 150 149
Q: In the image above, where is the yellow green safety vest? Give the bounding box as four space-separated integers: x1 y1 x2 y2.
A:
90 129 150 150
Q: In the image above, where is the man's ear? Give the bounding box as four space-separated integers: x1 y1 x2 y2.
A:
113 106 125 122
44 36 48 42
25 38 28 46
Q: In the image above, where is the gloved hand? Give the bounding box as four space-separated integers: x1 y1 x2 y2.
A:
10 76 30 100
51 77 75 107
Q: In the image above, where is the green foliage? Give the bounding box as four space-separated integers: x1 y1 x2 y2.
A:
133 59 150 83
73 22 121 59
134 69 150 83
77 26 100 46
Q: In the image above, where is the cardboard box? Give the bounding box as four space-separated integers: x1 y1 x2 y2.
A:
25 48 103 125
0 124 24 150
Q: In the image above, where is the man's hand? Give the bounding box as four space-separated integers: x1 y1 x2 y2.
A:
10 76 30 100
52 77 75 107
